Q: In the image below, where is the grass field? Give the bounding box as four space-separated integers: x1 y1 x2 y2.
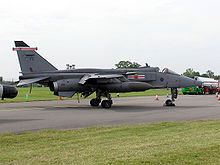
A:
0 87 181 103
0 120 220 164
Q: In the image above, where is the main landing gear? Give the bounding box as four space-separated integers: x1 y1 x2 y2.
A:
164 88 177 106
90 90 113 109
90 98 101 107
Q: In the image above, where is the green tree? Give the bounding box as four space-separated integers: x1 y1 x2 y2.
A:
193 71 200 77
206 70 214 78
214 75 220 80
183 68 200 78
200 74 209 78
115 61 141 69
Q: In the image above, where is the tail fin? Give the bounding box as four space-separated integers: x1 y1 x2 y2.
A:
14 41 57 74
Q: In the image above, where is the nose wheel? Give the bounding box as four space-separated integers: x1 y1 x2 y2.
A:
164 99 175 106
164 88 177 106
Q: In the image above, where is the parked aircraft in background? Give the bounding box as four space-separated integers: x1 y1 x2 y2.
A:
0 84 18 100
13 41 202 108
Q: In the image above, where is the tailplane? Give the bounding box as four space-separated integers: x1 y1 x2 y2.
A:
13 41 57 74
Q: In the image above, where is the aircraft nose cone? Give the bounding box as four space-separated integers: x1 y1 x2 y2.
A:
179 76 202 87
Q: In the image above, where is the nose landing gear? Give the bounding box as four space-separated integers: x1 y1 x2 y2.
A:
164 99 175 106
164 88 177 106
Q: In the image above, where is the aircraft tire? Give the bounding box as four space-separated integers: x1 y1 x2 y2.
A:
90 99 101 106
101 100 112 109
165 99 175 106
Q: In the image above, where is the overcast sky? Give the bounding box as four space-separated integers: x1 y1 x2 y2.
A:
0 0 220 81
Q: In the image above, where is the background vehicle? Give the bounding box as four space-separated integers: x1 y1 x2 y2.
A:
182 86 204 95
182 77 219 95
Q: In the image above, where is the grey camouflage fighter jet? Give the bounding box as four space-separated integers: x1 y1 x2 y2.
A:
13 41 202 108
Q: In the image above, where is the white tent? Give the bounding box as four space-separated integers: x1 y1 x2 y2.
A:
196 77 219 87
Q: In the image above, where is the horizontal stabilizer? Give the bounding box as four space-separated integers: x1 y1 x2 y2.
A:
17 77 49 86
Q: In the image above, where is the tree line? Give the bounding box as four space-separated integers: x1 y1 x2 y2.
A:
183 68 220 80
0 77 16 85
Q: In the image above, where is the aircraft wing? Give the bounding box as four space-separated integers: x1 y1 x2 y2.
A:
79 74 124 85
17 77 49 86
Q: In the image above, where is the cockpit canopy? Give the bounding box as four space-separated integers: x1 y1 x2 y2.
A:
162 68 179 75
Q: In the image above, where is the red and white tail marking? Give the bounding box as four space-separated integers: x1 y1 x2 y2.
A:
12 47 38 51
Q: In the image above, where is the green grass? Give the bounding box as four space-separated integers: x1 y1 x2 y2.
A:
0 120 220 164
1 87 181 103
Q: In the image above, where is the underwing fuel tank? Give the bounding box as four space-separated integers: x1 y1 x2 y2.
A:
52 79 153 94
104 81 153 92
0 84 18 100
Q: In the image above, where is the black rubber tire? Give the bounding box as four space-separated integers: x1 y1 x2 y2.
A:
101 100 112 109
165 99 175 106
90 99 101 106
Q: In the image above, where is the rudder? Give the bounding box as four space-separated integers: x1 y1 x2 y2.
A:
14 41 57 74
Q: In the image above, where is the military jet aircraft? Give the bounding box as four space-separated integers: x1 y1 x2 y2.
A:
0 84 18 100
13 41 202 108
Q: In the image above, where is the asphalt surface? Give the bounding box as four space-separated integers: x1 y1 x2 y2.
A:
0 95 220 133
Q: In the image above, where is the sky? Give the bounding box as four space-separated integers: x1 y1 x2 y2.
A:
0 0 220 81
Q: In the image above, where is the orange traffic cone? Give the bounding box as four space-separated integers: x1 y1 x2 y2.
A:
216 92 218 98
155 94 159 101
59 96 62 100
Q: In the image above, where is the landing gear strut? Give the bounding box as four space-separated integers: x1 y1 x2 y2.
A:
164 88 177 106
90 90 113 109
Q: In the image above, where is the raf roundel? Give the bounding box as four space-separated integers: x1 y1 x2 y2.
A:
160 77 164 82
